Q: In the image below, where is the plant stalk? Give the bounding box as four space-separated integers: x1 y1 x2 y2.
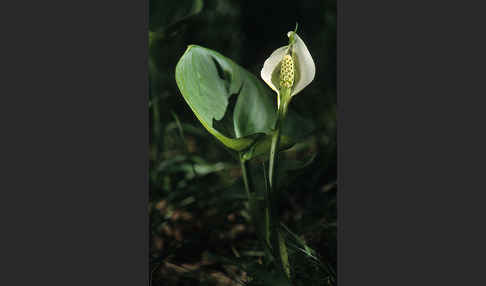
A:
241 154 274 264
240 155 252 200
268 89 291 278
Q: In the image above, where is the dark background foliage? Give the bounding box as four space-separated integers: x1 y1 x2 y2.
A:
149 0 336 284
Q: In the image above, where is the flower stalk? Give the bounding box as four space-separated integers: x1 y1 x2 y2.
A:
260 27 315 280
268 87 292 278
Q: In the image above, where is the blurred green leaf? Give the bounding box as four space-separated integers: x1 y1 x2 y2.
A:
280 153 317 173
149 0 203 32
165 121 206 137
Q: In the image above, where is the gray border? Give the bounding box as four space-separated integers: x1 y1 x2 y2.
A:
339 0 486 285
0 0 148 285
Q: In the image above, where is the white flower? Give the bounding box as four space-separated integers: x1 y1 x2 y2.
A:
260 31 315 107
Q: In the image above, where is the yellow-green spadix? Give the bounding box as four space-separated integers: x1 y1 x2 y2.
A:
260 31 315 108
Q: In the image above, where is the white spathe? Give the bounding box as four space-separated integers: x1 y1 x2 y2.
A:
260 31 316 99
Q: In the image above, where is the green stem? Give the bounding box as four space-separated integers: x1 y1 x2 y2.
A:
268 124 281 190
268 89 291 278
262 163 271 249
241 155 273 264
240 155 252 200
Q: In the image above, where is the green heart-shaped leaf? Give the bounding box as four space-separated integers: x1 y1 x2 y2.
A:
175 45 314 158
